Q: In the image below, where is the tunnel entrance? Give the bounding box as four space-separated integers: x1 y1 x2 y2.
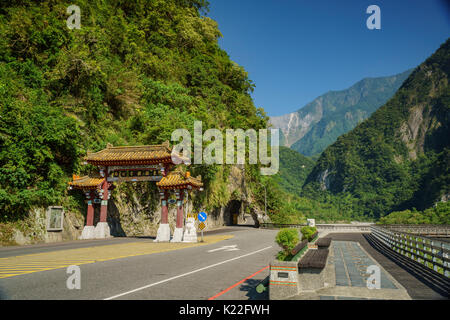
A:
223 200 257 227
223 200 242 226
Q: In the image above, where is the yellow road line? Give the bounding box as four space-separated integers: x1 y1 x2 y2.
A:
0 260 98 264
0 260 98 265
0 235 233 279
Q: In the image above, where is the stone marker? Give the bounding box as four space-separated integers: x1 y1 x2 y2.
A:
269 260 300 300
182 217 197 242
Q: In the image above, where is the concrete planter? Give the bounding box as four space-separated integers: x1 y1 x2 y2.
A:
298 267 326 291
268 260 300 300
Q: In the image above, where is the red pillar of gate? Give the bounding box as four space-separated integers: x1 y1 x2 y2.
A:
176 193 184 229
161 191 169 224
86 192 94 226
99 180 108 223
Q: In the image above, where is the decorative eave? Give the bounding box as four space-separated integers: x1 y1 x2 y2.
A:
156 169 203 190
68 175 105 190
85 141 176 166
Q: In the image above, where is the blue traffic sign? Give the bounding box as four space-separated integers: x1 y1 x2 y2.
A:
198 212 207 222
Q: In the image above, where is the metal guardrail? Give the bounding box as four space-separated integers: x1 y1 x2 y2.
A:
316 224 373 232
260 223 373 232
259 223 306 229
370 226 450 278
377 224 450 237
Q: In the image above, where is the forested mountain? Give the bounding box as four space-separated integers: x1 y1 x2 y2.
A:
0 0 273 225
270 70 412 156
302 39 450 220
271 147 315 195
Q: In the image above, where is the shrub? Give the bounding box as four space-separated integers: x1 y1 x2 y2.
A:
275 228 299 261
0 223 17 246
301 226 317 242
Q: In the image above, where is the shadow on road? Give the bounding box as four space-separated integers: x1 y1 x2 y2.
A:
230 224 258 228
132 236 156 240
239 276 269 300
0 286 9 300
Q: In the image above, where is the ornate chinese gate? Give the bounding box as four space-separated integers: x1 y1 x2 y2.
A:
69 141 203 242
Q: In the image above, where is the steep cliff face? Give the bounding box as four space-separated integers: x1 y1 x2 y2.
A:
270 70 412 156
303 39 450 217
270 102 323 147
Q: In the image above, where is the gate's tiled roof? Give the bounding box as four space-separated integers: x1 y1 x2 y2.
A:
157 169 203 190
86 141 175 166
68 175 105 190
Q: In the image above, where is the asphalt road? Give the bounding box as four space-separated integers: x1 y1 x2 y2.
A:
0 227 247 258
0 227 279 300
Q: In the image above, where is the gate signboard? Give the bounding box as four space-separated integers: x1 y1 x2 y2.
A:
107 165 163 182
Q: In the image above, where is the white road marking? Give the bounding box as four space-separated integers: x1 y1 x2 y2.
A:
207 245 239 252
103 246 272 300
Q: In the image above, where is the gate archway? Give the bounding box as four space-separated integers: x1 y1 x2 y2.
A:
68 141 203 242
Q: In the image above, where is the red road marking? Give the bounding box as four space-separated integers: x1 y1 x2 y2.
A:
208 265 269 300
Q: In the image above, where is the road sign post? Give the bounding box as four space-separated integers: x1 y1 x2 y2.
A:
197 212 207 242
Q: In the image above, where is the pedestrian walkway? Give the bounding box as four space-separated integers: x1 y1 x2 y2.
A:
332 233 448 299
332 241 396 289
289 239 410 300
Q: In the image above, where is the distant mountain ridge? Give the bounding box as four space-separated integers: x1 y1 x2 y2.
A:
270 69 413 156
302 39 450 218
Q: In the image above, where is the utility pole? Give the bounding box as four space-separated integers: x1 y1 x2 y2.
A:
264 185 267 217
259 182 267 217
184 189 188 227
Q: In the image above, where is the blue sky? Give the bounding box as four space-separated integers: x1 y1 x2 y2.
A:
207 0 450 116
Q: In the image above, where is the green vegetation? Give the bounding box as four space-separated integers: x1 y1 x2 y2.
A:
302 39 450 221
271 147 315 195
268 147 372 223
0 223 17 246
267 151 365 223
300 226 317 242
378 202 450 225
275 228 299 261
0 0 276 223
267 193 370 224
